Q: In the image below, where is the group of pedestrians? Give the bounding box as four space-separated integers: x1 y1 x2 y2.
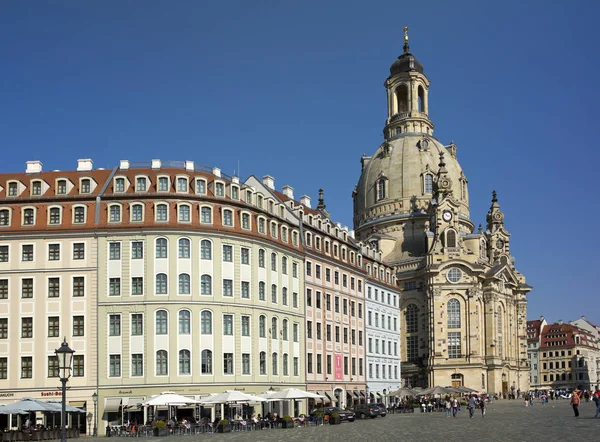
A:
442 395 485 419
570 389 600 418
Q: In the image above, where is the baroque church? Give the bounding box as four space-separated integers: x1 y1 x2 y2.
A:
352 30 531 396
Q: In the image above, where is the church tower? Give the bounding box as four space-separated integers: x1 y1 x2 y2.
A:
353 29 531 394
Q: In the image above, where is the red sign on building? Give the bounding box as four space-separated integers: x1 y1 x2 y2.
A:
334 353 343 380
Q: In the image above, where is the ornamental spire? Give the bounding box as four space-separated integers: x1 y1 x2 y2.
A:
403 26 410 53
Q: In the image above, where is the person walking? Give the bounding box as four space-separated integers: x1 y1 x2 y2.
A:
480 397 486 418
452 397 459 417
445 397 451 418
468 395 476 419
571 389 581 418
593 391 600 418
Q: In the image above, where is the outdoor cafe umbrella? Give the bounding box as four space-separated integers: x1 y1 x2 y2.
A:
387 387 418 398
201 391 266 404
142 392 202 407
0 398 56 413
453 386 478 394
422 386 455 396
0 405 26 415
262 388 325 401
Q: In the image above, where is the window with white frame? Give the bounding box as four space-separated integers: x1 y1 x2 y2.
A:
156 203 168 221
241 213 250 230
196 179 206 194
178 238 190 258
448 332 461 358
80 179 91 194
178 310 190 334
215 182 224 196
49 207 61 225
56 180 67 195
0 209 10 226
200 240 211 259
177 177 187 192
201 311 212 334
447 298 461 328
109 205 121 222
158 177 169 192
156 238 168 258
155 273 167 294
424 174 433 194
178 274 190 294
156 350 168 375
222 245 233 262
156 310 168 334
200 275 212 295
178 205 190 222
115 177 125 192
131 204 143 222
74 206 85 223
223 279 233 296
200 207 212 223
136 177 147 192
223 209 233 226
23 208 35 225
201 349 212 374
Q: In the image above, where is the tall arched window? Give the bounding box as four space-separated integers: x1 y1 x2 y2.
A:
200 240 212 260
447 299 461 328
259 351 266 375
156 273 168 294
377 178 386 201
258 249 265 267
271 284 277 303
259 315 266 337
155 238 168 258
179 350 191 375
271 253 277 271
178 274 190 295
178 310 190 334
396 84 409 113
446 230 457 248
156 310 168 334
200 275 212 295
156 350 168 375
271 317 278 337
272 352 278 375
418 85 425 112
178 238 190 258
424 174 433 194
283 353 289 376
406 304 418 333
497 307 503 358
201 349 212 374
200 311 212 334
282 256 288 274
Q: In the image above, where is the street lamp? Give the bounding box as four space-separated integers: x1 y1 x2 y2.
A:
55 339 74 442
92 393 97 437
86 413 92 436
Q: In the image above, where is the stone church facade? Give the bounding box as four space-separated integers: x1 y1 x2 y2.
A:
352 33 531 396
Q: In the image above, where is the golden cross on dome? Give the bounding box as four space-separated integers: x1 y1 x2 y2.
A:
403 26 409 44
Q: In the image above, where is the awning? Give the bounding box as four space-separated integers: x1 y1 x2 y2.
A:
376 392 382 398
69 401 86 408
123 397 145 411
353 391 359 399
104 398 122 413
360 391 366 398
324 392 333 402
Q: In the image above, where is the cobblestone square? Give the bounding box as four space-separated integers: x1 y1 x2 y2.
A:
96 399 599 442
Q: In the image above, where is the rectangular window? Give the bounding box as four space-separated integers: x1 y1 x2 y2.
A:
22 278 34 298
0 279 7 299
359 330 363 346
73 316 84 336
131 277 143 295
109 242 121 260
109 315 121 336
241 248 250 265
293 292 298 308
48 316 59 337
196 179 206 194
407 335 419 361
326 324 331 341
241 316 250 336
0 358 7 379
73 277 85 297
131 354 143 376
21 317 33 338
241 281 250 299
307 354 313 374
0 246 8 262
131 205 143 221
49 208 61 224
109 355 121 377
73 243 85 260
242 353 250 375
0 318 7 339
222 245 233 262
109 278 121 296
448 332 461 359
48 244 60 261
307 321 312 339
177 177 187 192
223 279 233 297
131 314 143 336
21 357 33 378
223 314 233 335
223 353 233 374
316 323 322 340
131 241 143 259
115 178 125 192
316 354 322 374
326 355 332 375
22 244 33 261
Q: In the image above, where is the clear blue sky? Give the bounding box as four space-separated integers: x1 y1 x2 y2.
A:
1 1 598 325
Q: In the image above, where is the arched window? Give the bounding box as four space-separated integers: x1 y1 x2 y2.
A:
156 310 168 334
396 84 409 113
156 203 168 221
446 230 457 248
178 205 190 222
271 317 278 337
497 307 503 333
282 256 288 274
223 209 233 226
282 287 288 305
424 174 433 194
200 240 212 260
259 315 266 338
418 85 425 113
156 273 168 294
258 281 266 301
156 238 168 259
200 275 212 295
283 353 289 376
406 304 418 333
272 352 278 375
271 284 277 303
178 238 190 258
178 310 191 334
480 240 487 261
282 319 288 340
447 299 461 329
131 204 143 222
258 249 265 268
200 207 212 223
179 349 191 375
178 273 190 294
259 351 267 375
497 307 503 358
156 350 168 375
200 311 212 334
271 253 277 271
376 178 386 201
201 349 212 374
109 205 121 222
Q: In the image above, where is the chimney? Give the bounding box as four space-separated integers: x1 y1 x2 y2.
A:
232 176 239 184
120 160 130 170
185 161 194 172
300 195 311 208
348 230 355 239
25 161 42 174
262 175 275 190
557 319 563 325
151 159 161 170
282 185 294 199
77 159 93 172
212 167 221 178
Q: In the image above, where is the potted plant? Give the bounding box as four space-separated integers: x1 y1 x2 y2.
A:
152 420 168 437
217 419 231 433
282 416 294 429
328 412 341 425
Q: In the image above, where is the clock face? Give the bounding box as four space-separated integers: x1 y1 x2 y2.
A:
442 211 452 222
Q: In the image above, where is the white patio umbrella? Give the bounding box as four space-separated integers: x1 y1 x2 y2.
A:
200 391 266 404
262 388 325 401
142 393 202 407
1 398 56 412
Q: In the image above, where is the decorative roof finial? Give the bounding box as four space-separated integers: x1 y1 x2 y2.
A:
403 26 410 53
492 190 498 203
438 151 445 168
317 188 326 210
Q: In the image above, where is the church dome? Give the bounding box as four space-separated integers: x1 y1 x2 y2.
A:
390 51 424 76
353 134 471 234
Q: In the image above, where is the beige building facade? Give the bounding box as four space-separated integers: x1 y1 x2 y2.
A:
352 36 531 395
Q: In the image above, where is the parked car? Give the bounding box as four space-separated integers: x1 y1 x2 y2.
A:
373 403 388 417
351 404 380 419
311 406 356 422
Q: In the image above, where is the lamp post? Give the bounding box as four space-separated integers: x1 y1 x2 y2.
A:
55 339 74 442
86 413 92 436
92 393 97 437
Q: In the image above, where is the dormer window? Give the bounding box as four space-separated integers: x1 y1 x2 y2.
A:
241 213 250 230
73 206 86 224
257 195 263 209
223 209 233 226
246 190 252 204
57 180 67 195
200 206 212 224
109 205 121 222
177 177 188 192
115 178 125 193
23 208 35 225
215 182 224 197
156 203 168 222
131 204 144 222
231 186 239 200
270 222 277 238
158 177 169 192
333 244 338 257
0 209 10 226
315 237 321 250
324 241 330 254
8 182 18 197
196 179 206 194
31 181 42 196
136 177 147 192
258 218 266 234
178 204 191 222
292 231 298 246
49 207 61 225
281 227 288 242
306 232 312 247
80 179 91 194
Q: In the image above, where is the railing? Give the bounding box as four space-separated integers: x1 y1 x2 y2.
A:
389 111 429 122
